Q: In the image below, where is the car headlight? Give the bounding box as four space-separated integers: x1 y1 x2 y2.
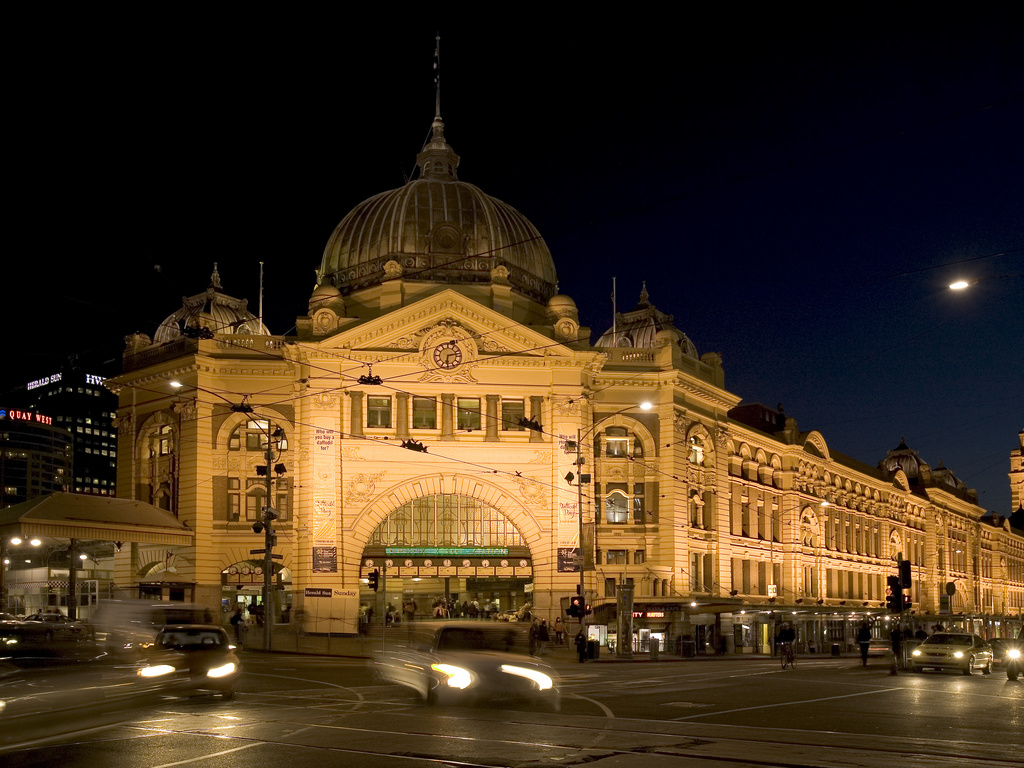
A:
138 664 176 678
431 663 472 690
500 664 553 691
912 649 921 656
207 662 237 678
1008 649 1021 659
953 651 964 658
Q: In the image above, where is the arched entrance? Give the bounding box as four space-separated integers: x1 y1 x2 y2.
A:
360 493 534 625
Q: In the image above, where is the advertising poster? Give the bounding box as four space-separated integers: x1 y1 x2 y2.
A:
556 422 580 572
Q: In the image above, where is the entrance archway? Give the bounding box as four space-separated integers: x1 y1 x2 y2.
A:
360 493 534 624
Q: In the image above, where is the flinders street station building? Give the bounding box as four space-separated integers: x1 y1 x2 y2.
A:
105 109 1024 655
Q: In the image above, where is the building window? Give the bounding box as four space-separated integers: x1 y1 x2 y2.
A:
228 478 240 522
606 549 627 564
230 419 288 452
501 399 525 430
412 397 436 429
604 485 629 524
367 397 392 428
634 550 645 564
155 424 173 456
689 436 704 464
632 483 645 522
602 426 630 457
605 578 617 597
457 398 481 430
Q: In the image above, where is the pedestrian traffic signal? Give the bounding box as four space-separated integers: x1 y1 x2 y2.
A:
568 595 583 617
367 568 379 591
886 575 902 613
899 559 912 589
584 603 592 616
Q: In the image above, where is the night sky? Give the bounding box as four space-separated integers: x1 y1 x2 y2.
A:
5 10 1022 511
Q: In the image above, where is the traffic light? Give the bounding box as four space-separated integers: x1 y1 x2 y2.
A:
568 595 582 617
367 568 379 591
584 603 592 616
899 559 912 589
886 575 903 613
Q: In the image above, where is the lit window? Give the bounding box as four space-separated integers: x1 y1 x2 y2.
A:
457 398 481 430
605 489 629 524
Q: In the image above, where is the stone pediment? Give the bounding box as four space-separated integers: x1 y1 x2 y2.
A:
314 290 576 364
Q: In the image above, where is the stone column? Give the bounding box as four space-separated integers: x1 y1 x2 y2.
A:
395 392 410 439
349 392 364 437
440 394 455 441
484 395 499 442
529 396 544 443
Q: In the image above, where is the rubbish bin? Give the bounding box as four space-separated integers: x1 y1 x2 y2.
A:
831 643 840 656
650 640 659 661
587 640 599 659
681 639 696 658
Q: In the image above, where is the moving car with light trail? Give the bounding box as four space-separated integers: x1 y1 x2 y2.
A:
374 621 560 710
137 624 241 699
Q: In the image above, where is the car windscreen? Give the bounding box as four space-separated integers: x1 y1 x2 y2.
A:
925 634 971 645
436 627 527 653
157 630 225 650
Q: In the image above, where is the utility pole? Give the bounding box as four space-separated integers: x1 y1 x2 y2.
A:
251 425 285 651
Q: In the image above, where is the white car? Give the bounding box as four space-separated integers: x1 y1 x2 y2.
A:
910 633 994 675
374 622 560 710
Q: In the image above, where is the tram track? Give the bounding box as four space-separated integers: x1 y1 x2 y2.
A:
112 695 1021 768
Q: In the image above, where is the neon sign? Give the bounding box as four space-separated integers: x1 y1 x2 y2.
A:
0 409 53 425
26 373 61 390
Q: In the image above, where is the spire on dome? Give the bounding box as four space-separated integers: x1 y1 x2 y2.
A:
416 34 460 180
210 263 222 291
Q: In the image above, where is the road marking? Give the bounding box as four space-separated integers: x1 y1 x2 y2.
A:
246 672 365 699
672 686 902 720
567 692 615 718
147 741 261 768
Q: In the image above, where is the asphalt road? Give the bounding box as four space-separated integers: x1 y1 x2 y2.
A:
3 651 1021 767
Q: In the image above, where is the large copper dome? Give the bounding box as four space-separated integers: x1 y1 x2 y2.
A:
318 118 558 304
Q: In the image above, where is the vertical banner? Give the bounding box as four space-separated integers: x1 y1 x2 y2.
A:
556 422 580 573
312 416 338 573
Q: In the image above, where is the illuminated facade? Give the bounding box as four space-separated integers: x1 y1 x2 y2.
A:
106 110 1024 648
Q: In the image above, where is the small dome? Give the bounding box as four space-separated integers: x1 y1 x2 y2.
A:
878 438 924 479
547 294 578 321
310 282 341 299
595 283 698 358
154 264 270 344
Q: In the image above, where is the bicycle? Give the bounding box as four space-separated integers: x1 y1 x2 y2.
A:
780 641 796 669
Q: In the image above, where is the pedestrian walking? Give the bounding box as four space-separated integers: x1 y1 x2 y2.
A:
857 622 871 666
229 607 243 645
553 617 564 645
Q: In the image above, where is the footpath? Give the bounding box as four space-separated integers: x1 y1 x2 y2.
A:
241 624 876 666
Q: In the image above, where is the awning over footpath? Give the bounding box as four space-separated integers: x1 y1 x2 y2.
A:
0 492 194 546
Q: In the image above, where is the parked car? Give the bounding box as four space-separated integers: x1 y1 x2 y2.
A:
910 633 993 675
20 613 91 643
374 621 560 710
136 624 241 699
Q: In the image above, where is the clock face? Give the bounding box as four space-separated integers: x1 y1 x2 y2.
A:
433 340 463 370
